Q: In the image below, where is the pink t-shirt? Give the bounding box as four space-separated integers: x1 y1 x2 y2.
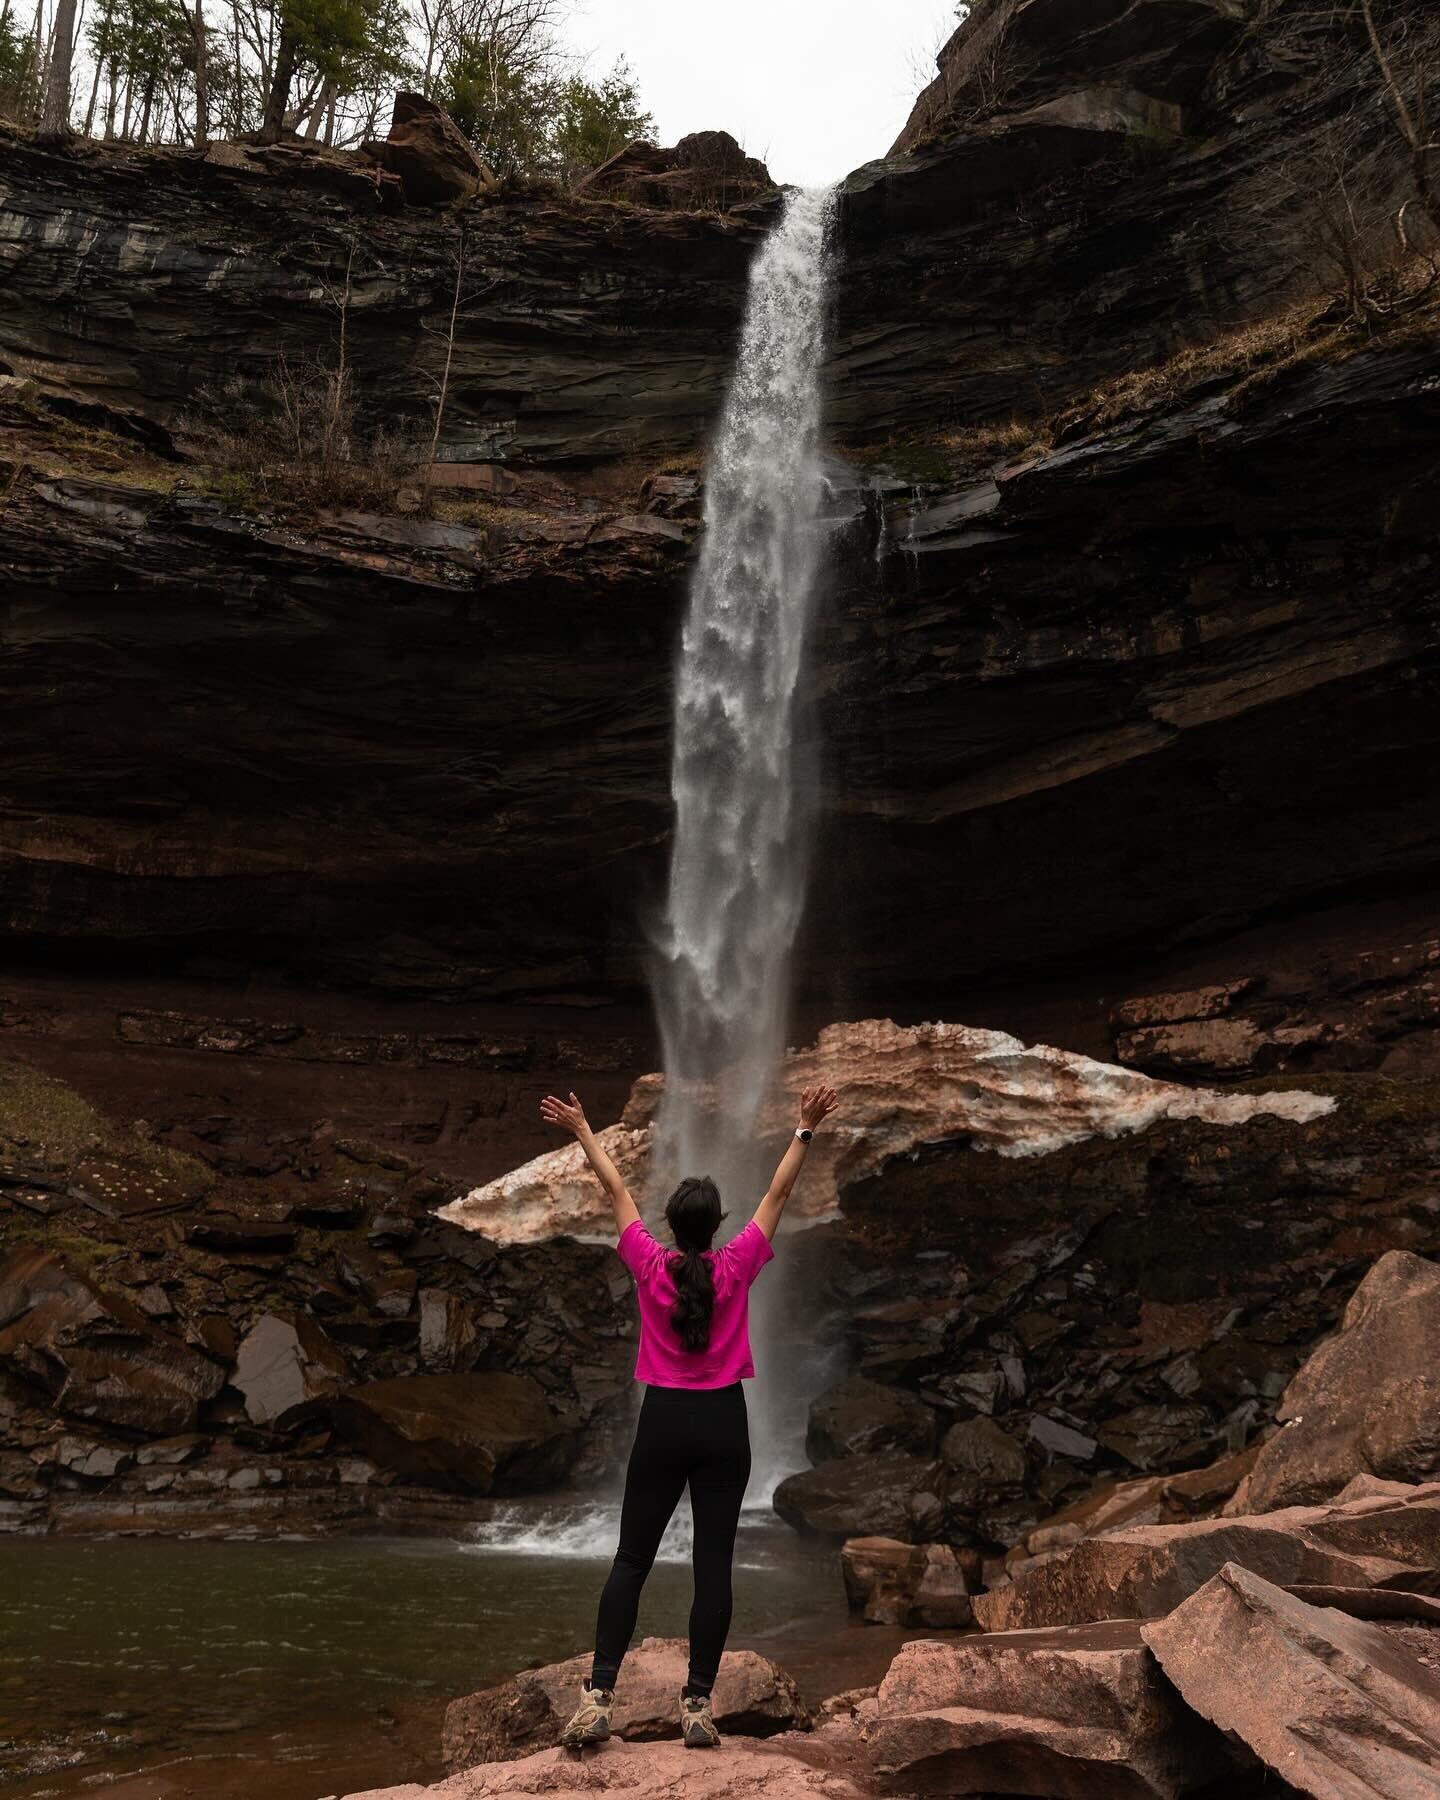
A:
616 1218 775 1388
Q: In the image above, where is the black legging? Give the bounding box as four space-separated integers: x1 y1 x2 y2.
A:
591 1381 751 1696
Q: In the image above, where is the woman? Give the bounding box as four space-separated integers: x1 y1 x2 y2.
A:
537 1081 840 1753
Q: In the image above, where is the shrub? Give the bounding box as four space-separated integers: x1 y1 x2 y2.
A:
186 359 420 513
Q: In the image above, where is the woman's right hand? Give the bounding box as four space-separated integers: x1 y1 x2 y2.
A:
799 1084 839 1130
540 1091 590 1137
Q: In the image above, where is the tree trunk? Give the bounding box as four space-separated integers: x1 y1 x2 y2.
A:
28 0 46 121
82 0 110 135
136 65 156 142
304 71 335 138
191 0 208 145
230 0 241 134
259 24 296 142
36 0 76 141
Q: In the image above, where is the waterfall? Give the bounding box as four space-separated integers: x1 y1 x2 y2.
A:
651 183 839 1493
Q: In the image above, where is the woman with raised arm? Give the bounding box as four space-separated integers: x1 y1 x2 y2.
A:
537 1081 840 1754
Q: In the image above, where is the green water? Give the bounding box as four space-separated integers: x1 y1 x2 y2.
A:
0 1516 910 1798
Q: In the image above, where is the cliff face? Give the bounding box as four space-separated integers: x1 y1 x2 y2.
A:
2 0 1440 1543
0 133 765 462
2 0 1438 1042
835 0 1417 436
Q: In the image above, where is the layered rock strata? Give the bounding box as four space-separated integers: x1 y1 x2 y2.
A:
4 0 1440 1022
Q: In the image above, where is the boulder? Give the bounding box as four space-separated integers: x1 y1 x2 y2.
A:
840 1536 974 1626
0 1247 224 1436
330 1373 574 1494
579 130 773 211
1004 1447 1259 1577
941 1415 1027 1483
232 1311 350 1430
441 1637 809 1770
773 1452 944 1540
806 1375 937 1462
362 1268 417 1317
1143 1562 1440 1799
441 1019 1334 1242
975 1482 1440 1631
1226 1250 1440 1515
364 93 492 206
1030 1413 1099 1463
1094 1404 1216 1471
868 1624 1242 1798
43 1433 133 1478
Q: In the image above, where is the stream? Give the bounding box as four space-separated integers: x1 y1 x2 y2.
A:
0 1503 932 1798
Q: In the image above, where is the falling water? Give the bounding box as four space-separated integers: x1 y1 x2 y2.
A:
653 183 838 1181
650 183 839 1492
472 190 839 1562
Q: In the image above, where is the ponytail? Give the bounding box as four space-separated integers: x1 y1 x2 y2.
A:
663 1175 725 1354
670 1247 717 1353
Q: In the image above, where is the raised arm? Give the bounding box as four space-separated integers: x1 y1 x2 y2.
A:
753 1084 839 1242
539 1091 641 1236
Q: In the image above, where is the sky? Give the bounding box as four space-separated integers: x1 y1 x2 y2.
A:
558 0 965 188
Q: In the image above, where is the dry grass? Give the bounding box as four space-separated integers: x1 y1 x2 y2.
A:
0 392 180 492
851 257 1440 490
182 364 422 515
844 417 1054 487
1065 301 1346 435
1069 260 1440 434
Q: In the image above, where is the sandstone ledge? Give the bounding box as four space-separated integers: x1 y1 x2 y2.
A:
441 1018 1334 1241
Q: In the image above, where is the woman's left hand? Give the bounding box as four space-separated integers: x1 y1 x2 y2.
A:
799 1084 839 1130
540 1091 590 1137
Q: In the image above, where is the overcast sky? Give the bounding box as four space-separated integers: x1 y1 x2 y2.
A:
558 1 964 187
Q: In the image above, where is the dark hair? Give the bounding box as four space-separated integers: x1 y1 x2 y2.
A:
664 1176 725 1353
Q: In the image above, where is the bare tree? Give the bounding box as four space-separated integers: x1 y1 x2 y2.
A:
1359 0 1440 241
1256 2 1440 317
423 220 465 502
190 0 207 143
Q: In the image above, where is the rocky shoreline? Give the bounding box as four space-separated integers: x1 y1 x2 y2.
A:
325 1254 1440 1798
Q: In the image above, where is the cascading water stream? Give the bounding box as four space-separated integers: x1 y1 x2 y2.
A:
471 185 839 1560
651 183 839 1496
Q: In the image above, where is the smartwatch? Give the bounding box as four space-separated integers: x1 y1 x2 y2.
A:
795 1127 813 1143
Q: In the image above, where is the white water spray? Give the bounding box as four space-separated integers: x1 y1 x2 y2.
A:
650 184 839 1493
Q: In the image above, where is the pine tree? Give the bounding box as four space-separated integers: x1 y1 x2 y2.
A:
550 58 651 184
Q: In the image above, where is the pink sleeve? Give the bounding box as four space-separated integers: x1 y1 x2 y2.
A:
616 1219 663 1280
722 1219 775 1288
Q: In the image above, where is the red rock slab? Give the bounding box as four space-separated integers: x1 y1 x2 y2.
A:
1225 1250 1440 1515
868 1623 1241 1797
974 1484 1440 1631
442 1637 809 1771
336 1722 869 1797
1142 1561 1440 1800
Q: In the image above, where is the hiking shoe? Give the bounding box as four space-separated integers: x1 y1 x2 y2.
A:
680 1690 720 1749
558 1681 614 1749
